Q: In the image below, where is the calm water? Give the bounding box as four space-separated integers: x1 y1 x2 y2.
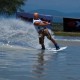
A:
0 40 80 80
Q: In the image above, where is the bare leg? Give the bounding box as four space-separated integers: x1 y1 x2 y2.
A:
39 31 45 50
44 29 60 50
50 37 57 44
50 37 60 50
41 44 45 50
39 37 45 50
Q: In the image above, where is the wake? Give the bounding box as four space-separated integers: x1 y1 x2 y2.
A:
0 17 51 49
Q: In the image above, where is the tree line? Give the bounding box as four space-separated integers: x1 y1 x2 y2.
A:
0 0 26 15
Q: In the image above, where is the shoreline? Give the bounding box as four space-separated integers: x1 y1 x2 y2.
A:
54 31 80 37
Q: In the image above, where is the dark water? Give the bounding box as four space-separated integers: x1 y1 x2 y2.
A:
0 40 80 80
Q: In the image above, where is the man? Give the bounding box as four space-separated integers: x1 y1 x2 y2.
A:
33 13 60 50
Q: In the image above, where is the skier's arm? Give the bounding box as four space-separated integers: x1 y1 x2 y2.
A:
34 21 50 27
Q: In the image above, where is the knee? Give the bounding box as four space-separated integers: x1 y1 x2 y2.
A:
47 35 52 40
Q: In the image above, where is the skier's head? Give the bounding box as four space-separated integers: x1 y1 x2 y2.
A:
34 13 39 19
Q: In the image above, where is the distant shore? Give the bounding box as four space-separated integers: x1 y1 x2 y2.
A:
54 31 80 37
52 22 80 37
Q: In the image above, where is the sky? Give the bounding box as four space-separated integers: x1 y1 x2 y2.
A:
23 0 80 13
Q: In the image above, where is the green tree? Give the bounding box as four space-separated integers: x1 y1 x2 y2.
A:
0 0 26 15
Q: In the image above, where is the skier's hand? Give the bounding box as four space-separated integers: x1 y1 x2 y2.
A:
43 21 51 25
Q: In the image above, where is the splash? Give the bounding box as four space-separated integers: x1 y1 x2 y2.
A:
0 17 51 49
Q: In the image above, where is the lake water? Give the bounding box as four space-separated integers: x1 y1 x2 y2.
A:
0 37 80 80
0 18 80 80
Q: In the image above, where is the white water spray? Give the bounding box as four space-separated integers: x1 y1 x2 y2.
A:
0 17 51 49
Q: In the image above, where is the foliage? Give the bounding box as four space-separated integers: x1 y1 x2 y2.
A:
0 0 26 15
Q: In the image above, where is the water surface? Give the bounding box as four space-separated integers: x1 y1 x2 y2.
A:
0 18 80 80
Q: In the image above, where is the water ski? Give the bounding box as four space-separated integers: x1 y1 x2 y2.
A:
46 46 67 52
